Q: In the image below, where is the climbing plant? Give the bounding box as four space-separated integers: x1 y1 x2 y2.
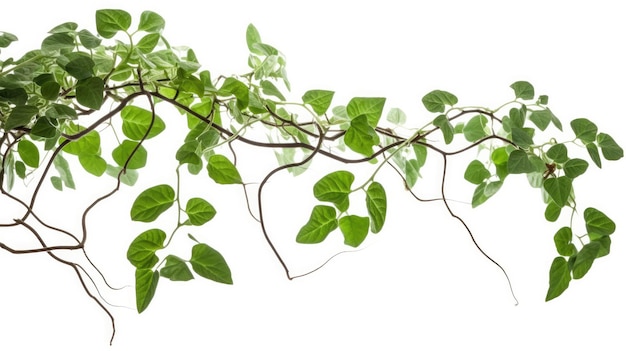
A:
0 9 622 344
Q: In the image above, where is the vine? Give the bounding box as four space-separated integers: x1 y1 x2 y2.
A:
0 9 622 344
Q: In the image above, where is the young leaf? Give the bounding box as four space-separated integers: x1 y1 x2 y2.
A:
127 229 166 269
302 90 334 115
160 255 194 281
464 160 490 185
207 154 243 184
313 170 354 212
121 105 166 140
296 205 338 244
138 11 165 33
130 184 176 222
597 133 623 160
584 207 615 236
112 140 147 169
135 269 159 313
96 9 132 38
344 115 380 156
189 243 233 284
572 241 601 279
543 176 572 208
421 90 458 113
510 81 534 100
346 97 386 127
186 198 217 226
339 215 370 247
365 181 387 233
545 256 571 301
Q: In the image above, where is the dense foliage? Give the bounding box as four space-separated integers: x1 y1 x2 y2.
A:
0 9 622 343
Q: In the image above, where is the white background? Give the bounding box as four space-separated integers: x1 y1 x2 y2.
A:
1 1 625 350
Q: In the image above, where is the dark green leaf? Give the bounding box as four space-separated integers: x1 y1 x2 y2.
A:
572 241 601 279
207 154 243 184
76 77 104 110
296 205 338 244
570 118 597 144
45 104 77 119
160 255 193 281
421 90 458 113
135 269 159 313
31 117 57 138
433 114 454 144
96 9 132 38
365 182 386 233
471 180 502 207
595 236 611 257
217 77 249 109
302 89 334 115
597 133 623 160
0 31 18 48
127 229 166 269
346 97 386 127
112 140 147 169
586 143 602 168
510 81 534 100
546 144 568 163
462 114 488 142
529 109 552 131
138 11 165 33
543 176 572 208
507 150 535 174
64 55 95 80
545 201 561 222
464 160 490 184
41 33 74 52
121 105 166 140
186 198 217 226
130 184 175 222
344 115 380 156
563 158 588 179
546 256 571 301
40 81 60 100
17 140 39 168
4 105 38 130
339 215 370 247
584 207 615 236
511 127 534 149
554 227 576 256
176 141 202 166
190 243 232 284
0 87 27 105
313 170 354 212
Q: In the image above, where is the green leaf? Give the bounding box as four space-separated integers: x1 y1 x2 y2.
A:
421 90 458 113
507 150 535 174
510 81 534 100
246 23 264 55
302 89 334 115
52 153 75 189
597 133 623 160
471 180 502 208
130 184 175 222
40 81 60 100
217 77 249 109
464 160 490 185
544 201 561 222
78 29 101 49
160 255 193 281
595 236 611 257
63 55 95 80
462 114 488 142
563 158 588 179
76 77 104 110
138 11 165 33
260 80 286 101
511 127 534 149
186 198 217 226
41 33 74 52
105 165 138 186
546 144 568 163
433 114 454 144
543 176 572 208
365 182 387 233
584 207 615 236
45 104 77 120
135 269 159 313
572 241 601 279
121 105 166 140
190 243 232 284
112 140 147 169
554 227 576 256
136 33 161 54
528 109 553 131
17 140 39 168
346 97 386 127
386 108 406 125
0 31 18 48
339 215 370 247
127 229 166 269
96 9 132 38
344 115 380 156
207 154 243 184
78 154 107 176
62 124 100 156
4 105 38 130
546 257 571 301
313 170 354 212
296 205 338 244
570 118 597 144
